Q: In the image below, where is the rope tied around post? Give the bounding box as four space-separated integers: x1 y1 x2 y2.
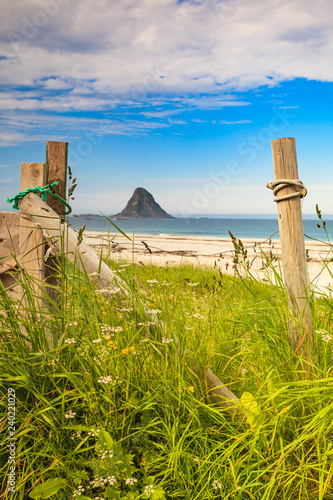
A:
267 179 307 203
6 181 72 215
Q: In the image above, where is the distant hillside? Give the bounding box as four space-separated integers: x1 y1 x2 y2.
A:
116 187 173 218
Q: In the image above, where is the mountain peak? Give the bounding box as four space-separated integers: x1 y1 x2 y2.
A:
116 187 173 218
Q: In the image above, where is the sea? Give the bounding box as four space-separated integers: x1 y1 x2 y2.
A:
68 214 333 242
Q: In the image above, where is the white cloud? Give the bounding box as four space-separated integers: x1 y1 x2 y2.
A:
1 0 333 144
0 178 12 183
1 0 333 102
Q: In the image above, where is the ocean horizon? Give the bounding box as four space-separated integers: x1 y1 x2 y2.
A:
68 214 333 242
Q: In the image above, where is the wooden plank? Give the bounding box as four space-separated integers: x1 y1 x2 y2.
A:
0 212 20 239
19 163 46 305
0 212 20 274
271 138 313 358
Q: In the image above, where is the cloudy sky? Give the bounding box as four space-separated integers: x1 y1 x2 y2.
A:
1 0 333 215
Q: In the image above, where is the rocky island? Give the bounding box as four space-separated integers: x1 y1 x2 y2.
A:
116 187 173 218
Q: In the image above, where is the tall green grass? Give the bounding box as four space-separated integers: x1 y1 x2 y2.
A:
1 246 333 499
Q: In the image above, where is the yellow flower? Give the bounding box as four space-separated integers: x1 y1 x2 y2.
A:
122 348 129 355
129 345 135 352
188 386 195 393
104 335 111 340
107 340 114 346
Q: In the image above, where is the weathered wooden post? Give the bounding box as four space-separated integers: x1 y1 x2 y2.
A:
268 138 313 358
44 141 68 302
19 162 46 308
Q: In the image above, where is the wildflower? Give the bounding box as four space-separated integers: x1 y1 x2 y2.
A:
119 264 130 268
188 386 195 393
103 326 124 333
193 457 199 463
147 309 161 315
126 477 138 486
122 347 129 355
64 338 76 344
71 431 82 440
92 338 102 343
94 289 110 295
64 409 76 419
129 345 136 352
192 313 205 319
144 485 155 496
73 483 86 496
162 337 174 344
97 376 118 385
240 367 248 374
68 321 78 327
138 322 155 326
88 428 100 437
147 279 159 284
316 329 333 342
100 449 114 459
90 475 116 488
212 480 222 490
188 282 199 287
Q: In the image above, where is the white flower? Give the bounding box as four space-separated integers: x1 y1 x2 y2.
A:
92 338 102 343
316 330 332 342
162 337 174 344
88 428 100 437
97 375 119 385
100 449 114 459
144 485 155 496
212 480 222 490
192 313 205 319
64 409 76 419
147 279 159 283
125 477 138 486
147 309 161 315
64 338 76 344
188 282 199 287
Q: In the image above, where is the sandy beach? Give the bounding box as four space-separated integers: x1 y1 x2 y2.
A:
82 231 333 291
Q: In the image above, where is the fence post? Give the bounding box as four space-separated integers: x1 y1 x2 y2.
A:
44 141 68 304
270 137 313 358
19 163 46 308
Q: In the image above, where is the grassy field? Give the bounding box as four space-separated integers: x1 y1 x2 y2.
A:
1 249 333 499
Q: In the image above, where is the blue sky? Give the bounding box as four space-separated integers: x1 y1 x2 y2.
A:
1 0 333 216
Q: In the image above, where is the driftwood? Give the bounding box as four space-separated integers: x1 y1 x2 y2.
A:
19 192 244 417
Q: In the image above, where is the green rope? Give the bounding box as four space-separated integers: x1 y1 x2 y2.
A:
6 181 72 215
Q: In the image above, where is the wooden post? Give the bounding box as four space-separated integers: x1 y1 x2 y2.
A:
19 163 46 308
45 141 68 217
270 138 313 356
44 141 68 302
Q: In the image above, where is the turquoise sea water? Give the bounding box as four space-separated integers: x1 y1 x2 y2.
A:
68 215 333 242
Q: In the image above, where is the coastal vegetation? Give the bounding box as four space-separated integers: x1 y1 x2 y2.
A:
1 243 333 499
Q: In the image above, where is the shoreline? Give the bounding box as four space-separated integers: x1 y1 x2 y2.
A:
82 231 333 290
